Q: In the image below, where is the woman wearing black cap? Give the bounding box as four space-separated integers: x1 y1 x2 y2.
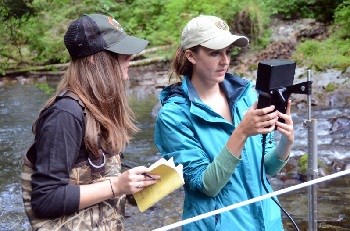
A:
21 14 159 230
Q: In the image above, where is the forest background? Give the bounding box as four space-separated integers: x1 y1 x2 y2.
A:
0 0 349 77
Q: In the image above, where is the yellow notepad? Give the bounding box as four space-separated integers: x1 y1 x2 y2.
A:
133 157 185 212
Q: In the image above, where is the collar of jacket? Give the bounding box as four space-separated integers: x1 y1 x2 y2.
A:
160 72 250 106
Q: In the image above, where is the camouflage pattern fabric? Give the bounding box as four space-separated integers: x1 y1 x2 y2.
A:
21 154 125 231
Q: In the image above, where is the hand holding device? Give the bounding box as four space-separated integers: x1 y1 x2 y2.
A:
255 59 296 122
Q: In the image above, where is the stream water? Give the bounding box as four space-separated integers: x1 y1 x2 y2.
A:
0 79 349 231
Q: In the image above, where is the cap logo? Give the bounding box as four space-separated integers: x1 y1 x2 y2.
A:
215 20 229 31
108 16 124 32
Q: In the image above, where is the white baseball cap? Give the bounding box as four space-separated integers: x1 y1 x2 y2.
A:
181 15 249 50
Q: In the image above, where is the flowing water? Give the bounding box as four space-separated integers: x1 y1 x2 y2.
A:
0 80 349 231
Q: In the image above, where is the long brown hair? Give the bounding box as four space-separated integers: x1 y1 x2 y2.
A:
34 51 138 158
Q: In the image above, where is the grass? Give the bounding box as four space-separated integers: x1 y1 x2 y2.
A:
292 36 350 71
35 82 55 95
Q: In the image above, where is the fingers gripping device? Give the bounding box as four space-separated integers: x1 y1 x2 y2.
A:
255 59 312 122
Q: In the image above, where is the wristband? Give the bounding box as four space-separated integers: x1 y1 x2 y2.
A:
108 178 115 197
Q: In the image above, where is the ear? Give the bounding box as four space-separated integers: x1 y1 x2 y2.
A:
185 50 196 65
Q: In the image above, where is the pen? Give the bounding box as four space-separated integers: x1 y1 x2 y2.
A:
122 163 157 180
142 172 157 180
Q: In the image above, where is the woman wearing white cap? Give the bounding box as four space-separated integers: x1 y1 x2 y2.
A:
154 15 294 230
21 14 160 230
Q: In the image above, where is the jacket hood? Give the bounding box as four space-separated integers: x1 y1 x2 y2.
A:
159 73 251 106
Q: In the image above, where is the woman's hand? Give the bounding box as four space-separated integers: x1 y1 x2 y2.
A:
112 166 160 195
276 100 294 146
238 103 279 138
227 103 278 158
79 166 160 209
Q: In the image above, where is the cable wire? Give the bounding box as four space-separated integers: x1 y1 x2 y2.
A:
261 134 300 231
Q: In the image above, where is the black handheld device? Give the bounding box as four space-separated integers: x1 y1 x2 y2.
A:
256 59 310 231
256 59 296 117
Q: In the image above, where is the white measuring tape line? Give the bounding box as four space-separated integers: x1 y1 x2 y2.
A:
153 168 350 231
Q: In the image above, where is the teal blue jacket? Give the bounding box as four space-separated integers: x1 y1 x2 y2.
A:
154 73 284 231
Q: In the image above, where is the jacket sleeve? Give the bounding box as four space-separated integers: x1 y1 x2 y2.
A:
154 102 210 193
264 134 289 176
264 148 289 176
202 146 241 197
31 106 82 218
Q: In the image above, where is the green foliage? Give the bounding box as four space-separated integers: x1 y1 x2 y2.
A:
35 82 55 95
112 0 245 47
1 0 34 18
298 153 309 175
263 0 345 22
334 0 350 38
0 0 273 70
0 0 349 73
114 0 272 57
325 83 337 92
292 37 350 70
0 0 120 70
239 0 271 49
23 0 120 64
297 153 324 175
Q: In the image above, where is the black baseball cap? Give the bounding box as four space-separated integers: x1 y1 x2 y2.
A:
64 14 149 59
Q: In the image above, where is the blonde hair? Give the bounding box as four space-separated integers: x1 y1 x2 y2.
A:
34 51 138 158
